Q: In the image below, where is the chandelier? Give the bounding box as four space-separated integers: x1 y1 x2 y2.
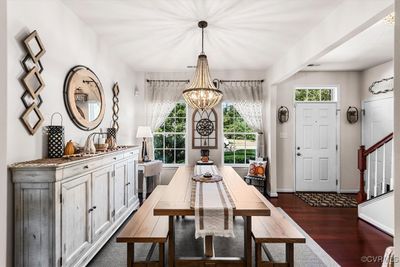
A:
384 12 395 25
183 21 223 110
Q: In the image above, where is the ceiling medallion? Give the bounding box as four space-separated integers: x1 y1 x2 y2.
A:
182 21 223 110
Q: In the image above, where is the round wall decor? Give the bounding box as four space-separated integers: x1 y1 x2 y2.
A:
64 65 105 131
196 118 214 136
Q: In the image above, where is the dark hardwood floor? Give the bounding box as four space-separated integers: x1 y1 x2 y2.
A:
269 193 393 267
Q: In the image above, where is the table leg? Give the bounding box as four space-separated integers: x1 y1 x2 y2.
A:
143 176 147 201
244 216 252 267
204 235 214 257
127 243 134 267
168 216 175 267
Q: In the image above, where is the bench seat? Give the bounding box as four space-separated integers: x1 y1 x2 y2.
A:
251 186 305 267
117 185 168 267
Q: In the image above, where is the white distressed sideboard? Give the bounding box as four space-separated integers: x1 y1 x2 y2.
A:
10 146 141 267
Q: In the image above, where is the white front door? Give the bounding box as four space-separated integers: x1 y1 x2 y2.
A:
295 103 337 191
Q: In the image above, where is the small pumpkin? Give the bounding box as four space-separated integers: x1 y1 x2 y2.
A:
64 140 75 155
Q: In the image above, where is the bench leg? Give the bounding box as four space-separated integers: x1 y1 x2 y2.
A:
159 242 165 267
127 243 134 267
286 243 294 267
255 243 262 267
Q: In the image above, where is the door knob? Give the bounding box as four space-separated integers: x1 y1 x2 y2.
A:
297 153 301 156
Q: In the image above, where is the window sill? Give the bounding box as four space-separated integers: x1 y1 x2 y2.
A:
162 164 186 168
223 164 249 168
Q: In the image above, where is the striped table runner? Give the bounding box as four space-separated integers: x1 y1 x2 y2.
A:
192 165 235 239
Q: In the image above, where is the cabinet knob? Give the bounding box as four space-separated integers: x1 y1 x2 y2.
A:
93 206 97 210
83 165 89 169
88 208 93 213
126 182 131 186
113 157 117 160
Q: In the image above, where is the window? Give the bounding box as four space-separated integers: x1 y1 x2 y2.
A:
154 103 187 164
295 87 336 102
223 103 257 165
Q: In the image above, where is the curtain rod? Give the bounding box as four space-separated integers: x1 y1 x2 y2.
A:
146 79 190 83
218 79 264 83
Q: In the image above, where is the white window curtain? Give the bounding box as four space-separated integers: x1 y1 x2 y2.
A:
145 80 188 160
220 81 265 158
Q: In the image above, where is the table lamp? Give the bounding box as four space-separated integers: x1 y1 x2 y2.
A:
136 126 153 162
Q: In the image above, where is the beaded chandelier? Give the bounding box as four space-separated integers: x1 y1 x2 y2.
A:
182 21 223 110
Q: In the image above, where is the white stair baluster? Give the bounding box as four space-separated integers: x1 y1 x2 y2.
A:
390 141 394 191
367 155 371 200
382 144 386 194
374 150 378 197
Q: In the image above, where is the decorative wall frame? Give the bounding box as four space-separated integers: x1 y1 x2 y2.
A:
369 77 393 95
192 108 218 149
112 82 120 132
19 30 46 135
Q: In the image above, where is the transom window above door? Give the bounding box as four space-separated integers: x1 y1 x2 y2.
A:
154 102 187 164
223 103 257 165
294 87 337 102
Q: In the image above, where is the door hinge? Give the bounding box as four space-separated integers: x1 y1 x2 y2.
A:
112 170 115 177
60 194 63 204
59 257 62 266
111 210 115 217
336 144 338 151
336 180 338 186
362 109 365 116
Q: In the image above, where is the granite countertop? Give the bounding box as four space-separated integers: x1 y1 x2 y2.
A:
9 145 139 169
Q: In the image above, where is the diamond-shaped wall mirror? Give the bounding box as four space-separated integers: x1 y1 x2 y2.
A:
23 30 46 63
20 103 44 135
22 66 45 98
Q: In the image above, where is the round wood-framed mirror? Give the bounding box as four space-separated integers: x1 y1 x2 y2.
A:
64 65 105 131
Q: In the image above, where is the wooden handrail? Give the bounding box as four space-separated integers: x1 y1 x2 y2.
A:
356 133 394 204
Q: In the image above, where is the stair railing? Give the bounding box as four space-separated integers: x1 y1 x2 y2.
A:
357 133 394 204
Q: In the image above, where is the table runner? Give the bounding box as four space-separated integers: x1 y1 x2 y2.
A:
192 165 235 238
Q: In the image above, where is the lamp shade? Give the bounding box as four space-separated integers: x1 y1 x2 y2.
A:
136 126 153 138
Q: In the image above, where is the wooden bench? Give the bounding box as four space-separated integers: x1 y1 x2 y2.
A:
251 186 306 267
117 185 168 267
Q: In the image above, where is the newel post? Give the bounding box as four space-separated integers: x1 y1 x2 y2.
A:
356 145 367 203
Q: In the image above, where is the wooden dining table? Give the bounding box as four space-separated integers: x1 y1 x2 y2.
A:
154 166 270 267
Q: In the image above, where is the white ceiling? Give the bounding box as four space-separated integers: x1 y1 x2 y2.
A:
62 0 344 71
305 19 394 72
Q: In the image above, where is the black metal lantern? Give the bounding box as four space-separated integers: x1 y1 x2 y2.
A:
278 106 289 123
347 106 359 124
47 112 65 158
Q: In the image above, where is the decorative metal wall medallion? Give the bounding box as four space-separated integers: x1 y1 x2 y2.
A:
112 82 120 132
19 30 46 135
368 77 394 95
192 108 218 149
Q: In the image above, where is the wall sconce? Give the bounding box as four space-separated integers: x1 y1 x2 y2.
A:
347 106 359 124
278 106 289 123
134 86 139 96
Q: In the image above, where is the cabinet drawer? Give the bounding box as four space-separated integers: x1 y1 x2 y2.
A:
103 153 124 165
124 150 139 159
62 160 103 179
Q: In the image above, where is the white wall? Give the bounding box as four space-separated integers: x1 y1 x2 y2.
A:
393 0 400 262
0 0 8 266
276 71 361 192
136 70 266 185
6 0 139 265
360 60 394 101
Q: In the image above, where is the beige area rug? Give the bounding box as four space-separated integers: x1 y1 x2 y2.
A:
88 209 339 267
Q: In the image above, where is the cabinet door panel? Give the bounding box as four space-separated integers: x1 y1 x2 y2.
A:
126 158 138 206
92 166 113 241
61 174 91 266
114 161 128 219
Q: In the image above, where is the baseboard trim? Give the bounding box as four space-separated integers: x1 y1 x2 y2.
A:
339 189 359 193
358 213 394 236
277 188 294 193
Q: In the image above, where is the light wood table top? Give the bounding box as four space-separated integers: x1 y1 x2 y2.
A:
154 166 270 217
